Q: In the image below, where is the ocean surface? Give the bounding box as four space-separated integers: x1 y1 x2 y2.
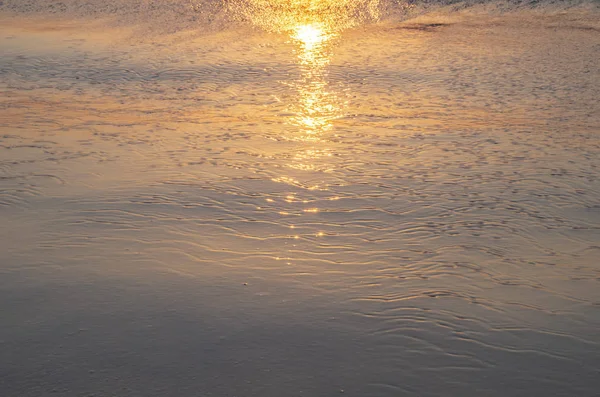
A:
1 1 599 396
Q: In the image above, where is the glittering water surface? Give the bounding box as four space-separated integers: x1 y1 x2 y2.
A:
1 1 600 396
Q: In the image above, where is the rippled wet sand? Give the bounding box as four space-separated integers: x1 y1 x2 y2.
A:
1 7 600 397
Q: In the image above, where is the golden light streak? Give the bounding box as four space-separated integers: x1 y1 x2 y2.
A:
292 23 329 51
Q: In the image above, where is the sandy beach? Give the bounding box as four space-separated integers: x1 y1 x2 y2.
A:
1 1 599 395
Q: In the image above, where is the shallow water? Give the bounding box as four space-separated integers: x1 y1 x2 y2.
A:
1 1 600 396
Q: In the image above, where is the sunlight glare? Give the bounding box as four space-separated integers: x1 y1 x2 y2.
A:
292 23 328 51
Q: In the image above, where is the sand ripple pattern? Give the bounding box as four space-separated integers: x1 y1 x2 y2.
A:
1 5 600 397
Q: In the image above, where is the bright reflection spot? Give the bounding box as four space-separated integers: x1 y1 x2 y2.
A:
292 23 335 69
230 0 380 34
292 23 329 51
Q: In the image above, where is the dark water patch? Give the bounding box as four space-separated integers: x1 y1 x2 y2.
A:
395 22 453 30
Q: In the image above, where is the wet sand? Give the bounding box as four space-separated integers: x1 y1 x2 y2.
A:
1 2 600 396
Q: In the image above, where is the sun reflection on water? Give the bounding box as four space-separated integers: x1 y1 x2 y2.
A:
235 0 369 241
292 23 331 52
230 0 380 34
262 3 347 202
288 21 340 141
